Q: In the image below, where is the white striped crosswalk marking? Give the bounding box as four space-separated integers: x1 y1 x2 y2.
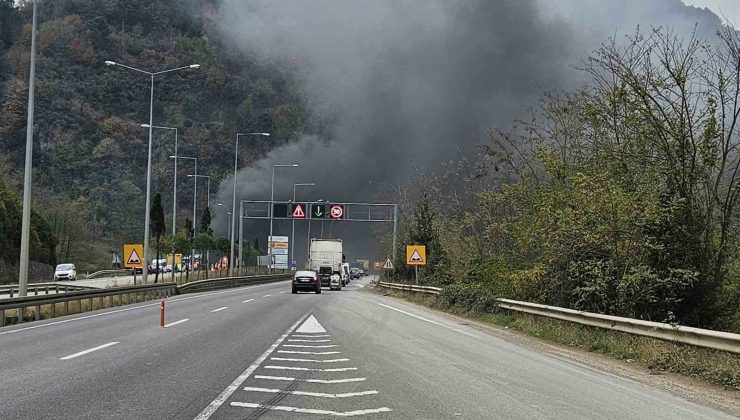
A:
282 344 338 348
243 386 378 399
270 357 349 363
254 375 367 384
229 403 392 417
264 365 358 372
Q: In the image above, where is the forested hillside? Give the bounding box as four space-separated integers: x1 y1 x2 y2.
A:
0 0 313 277
392 28 740 333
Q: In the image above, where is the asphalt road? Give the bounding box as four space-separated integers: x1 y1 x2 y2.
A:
0 276 734 419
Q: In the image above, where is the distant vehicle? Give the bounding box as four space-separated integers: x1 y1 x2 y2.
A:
149 259 167 273
341 262 351 285
162 265 173 273
309 239 343 287
350 267 361 279
54 264 77 281
359 268 366 277
292 270 321 294
329 273 342 291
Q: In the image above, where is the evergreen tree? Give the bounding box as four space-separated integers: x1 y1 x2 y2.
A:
150 193 166 283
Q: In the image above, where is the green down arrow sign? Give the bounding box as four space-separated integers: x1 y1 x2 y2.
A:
312 204 325 218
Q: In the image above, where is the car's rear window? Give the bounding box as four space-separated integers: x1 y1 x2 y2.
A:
295 271 315 277
56 264 74 270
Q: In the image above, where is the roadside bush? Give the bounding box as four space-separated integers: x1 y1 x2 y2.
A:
438 282 498 313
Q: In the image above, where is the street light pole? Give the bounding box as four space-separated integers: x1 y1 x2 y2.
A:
230 133 270 275
217 203 232 269
105 60 199 283
269 164 299 273
291 183 315 271
18 0 38 296
307 199 323 268
141 125 178 235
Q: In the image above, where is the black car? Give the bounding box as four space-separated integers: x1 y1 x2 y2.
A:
292 270 321 294
349 267 361 279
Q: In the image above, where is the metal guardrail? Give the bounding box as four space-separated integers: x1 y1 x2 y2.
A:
0 282 97 298
0 273 293 327
377 281 740 354
85 269 132 279
377 281 442 295
0 283 177 327
178 274 292 293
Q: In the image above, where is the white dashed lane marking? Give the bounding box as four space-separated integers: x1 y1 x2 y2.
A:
164 319 189 328
277 350 341 355
287 339 331 342
60 342 119 361
210 307 228 313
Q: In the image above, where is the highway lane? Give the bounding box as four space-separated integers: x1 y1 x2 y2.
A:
0 276 735 419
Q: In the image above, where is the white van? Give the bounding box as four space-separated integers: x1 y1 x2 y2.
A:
341 263 351 286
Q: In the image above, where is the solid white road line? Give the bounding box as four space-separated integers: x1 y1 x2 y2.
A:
291 334 330 338
243 386 378 399
277 350 340 355
376 303 478 338
254 375 366 384
211 307 228 313
242 299 254 303
264 366 358 372
282 344 338 348
295 314 327 333
164 319 189 328
0 282 286 336
193 312 310 420
229 402 392 417
59 342 119 360
287 339 331 342
270 357 349 363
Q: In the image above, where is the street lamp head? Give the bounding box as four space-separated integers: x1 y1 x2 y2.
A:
169 155 177 159
104 60 116 66
260 133 270 136
291 164 299 167
190 64 201 69
141 124 151 128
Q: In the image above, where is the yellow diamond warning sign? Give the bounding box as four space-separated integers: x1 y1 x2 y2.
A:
406 245 426 265
124 244 144 268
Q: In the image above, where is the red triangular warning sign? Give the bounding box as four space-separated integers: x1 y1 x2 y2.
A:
127 249 141 265
292 204 305 218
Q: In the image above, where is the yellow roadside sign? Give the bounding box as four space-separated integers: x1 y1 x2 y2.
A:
123 244 144 268
269 242 289 249
166 254 182 266
406 245 426 265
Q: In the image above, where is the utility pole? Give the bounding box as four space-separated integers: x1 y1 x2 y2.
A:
18 0 38 296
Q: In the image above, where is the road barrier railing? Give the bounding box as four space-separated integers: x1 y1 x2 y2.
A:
84 269 132 279
0 273 293 327
377 281 740 354
0 282 97 298
0 283 177 327
178 274 292 293
377 281 442 295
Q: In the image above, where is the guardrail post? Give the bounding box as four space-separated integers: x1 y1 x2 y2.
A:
50 302 56 318
17 307 23 323
35 305 40 320
1 309 4 327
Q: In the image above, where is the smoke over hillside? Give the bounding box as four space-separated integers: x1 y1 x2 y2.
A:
207 0 726 262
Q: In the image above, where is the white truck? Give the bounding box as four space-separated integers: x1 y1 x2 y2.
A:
309 238 344 290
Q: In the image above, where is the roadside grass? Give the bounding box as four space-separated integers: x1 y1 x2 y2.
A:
378 288 740 391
